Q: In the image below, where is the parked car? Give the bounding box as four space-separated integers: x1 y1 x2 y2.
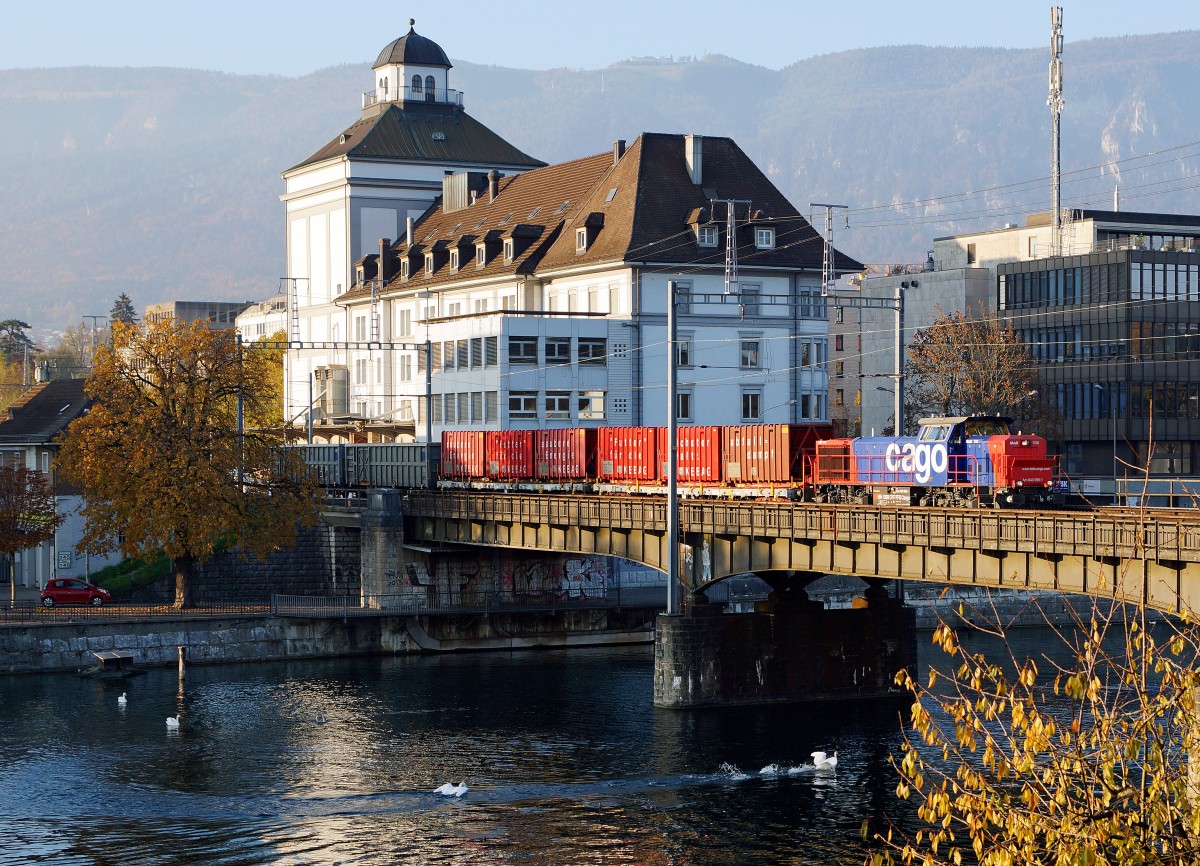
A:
40 578 111 607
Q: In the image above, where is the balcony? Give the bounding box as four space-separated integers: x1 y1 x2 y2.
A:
362 87 465 110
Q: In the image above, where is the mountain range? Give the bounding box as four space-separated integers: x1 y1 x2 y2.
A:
1 30 1198 335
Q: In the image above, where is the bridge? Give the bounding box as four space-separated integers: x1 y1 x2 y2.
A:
398 491 1200 616
338 490 1200 707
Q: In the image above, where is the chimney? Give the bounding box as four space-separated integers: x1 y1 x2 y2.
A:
488 169 499 202
685 134 702 185
378 238 391 281
406 217 414 246
613 139 626 165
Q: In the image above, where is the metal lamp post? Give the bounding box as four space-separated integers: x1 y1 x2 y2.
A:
666 279 680 616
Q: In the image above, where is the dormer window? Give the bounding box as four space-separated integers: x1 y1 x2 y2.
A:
698 224 718 247
755 227 776 249
504 239 515 263
476 245 487 267
401 259 410 279
425 253 435 274
576 228 589 253
450 249 460 270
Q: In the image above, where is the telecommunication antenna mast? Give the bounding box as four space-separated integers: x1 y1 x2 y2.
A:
810 203 848 295
1049 5 1064 256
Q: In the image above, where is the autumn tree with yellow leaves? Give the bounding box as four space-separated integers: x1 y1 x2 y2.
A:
59 319 319 608
0 461 64 605
865 598 1200 866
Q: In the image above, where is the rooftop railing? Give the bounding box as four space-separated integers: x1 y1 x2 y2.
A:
361 87 464 110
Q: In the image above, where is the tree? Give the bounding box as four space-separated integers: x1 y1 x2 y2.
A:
865 596 1200 866
110 293 137 326
0 461 64 605
58 319 320 608
0 357 23 414
905 305 1049 434
0 320 34 367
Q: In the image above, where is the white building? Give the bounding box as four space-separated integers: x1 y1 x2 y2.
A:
283 24 859 442
281 21 544 438
236 295 288 343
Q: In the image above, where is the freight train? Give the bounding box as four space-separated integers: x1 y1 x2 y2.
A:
295 414 1058 509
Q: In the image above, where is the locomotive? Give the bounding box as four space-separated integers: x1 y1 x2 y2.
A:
296 414 1057 509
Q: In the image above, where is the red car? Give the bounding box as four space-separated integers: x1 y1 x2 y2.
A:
40 578 111 607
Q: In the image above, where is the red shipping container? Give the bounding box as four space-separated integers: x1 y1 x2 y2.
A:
485 430 535 478
598 427 661 481
441 430 485 479
676 426 722 482
535 428 597 479
721 423 835 484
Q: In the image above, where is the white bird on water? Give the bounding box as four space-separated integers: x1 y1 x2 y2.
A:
435 782 468 797
166 716 180 730
117 693 127 707
811 750 838 770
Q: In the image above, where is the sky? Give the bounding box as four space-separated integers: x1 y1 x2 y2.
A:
1 0 1196 76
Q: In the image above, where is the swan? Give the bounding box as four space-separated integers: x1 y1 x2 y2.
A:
313 711 328 724
435 782 468 797
117 693 127 707
166 716 180 729
811 750 838 770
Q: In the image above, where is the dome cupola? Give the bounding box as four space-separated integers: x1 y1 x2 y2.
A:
365 20 460 111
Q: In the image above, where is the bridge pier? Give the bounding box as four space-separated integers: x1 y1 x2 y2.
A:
652 577 916 708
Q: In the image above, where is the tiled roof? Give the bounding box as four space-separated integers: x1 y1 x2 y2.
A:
343 132 861 299
288 103 545 173
0 379 88 445
341 150 618 301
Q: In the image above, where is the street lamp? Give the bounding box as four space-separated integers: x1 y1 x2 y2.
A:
1094 384 1117 481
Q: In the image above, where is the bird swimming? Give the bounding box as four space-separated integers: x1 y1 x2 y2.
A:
811 750 838 770
435 782 468 797
117 693 127 707
166 716 180 729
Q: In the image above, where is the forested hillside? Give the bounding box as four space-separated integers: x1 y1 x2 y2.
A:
1 30 1198 333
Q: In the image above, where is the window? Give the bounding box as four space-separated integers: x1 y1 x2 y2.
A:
835 334 844 352
741 390 761 421
354 358 367 384
676 391 693 422
545 392 571 418
476 245 486 266
835 389 845 406
425 253 434 274
424 75 435 100
400 355 413 382
509 336 537 364
676 337 693 367
354 317 367 341
546 337 571 364
431 394 442 424
449 249 459 270
834 361 844 377
485 336 498 366
740 339 761 369
698 224 718 247
470 337 482 368
503 239 514 262
579 338 607 365
411 74 422 93
674 279 693 314
486 391 498 421
754 227 775 249
835 306 844 324
741 282 761 316
457 392 468 423
456 339 468 368
576 227 588 252
471 392 483 423
967 243 977 265
509 391 537 418
397 309 411 336
442 340 455 370
578 391 605 419
474 298 489 313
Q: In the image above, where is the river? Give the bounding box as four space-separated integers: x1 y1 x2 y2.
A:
0 632 1024 865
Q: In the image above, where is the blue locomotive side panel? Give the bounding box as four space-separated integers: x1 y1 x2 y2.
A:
850 435 954 486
